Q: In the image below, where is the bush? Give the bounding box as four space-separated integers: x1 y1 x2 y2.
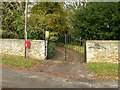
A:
47 41 56 59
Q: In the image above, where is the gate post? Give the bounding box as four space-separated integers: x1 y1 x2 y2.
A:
45 39 48 59
84 40 87 63
64 34 67 61
45 31 50 59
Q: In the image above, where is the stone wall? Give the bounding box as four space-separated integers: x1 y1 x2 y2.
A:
86 40 119 63
0 39 45 60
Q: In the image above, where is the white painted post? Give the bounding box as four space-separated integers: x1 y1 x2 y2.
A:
25 0 28 58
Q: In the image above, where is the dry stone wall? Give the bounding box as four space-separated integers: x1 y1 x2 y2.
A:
86 40 119 63
0 39 45 60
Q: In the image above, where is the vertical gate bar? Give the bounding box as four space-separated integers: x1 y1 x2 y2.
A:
64 34 67 61
45 39 48 59
84 40 86 63
78 40 79 52
60 34 61 44
76 39 77 51
69 35 70 44
78 41 81 53
80 39 81 54
77 40 78 52
70 35 71 44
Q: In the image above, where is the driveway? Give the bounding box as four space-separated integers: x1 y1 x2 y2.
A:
1 64 118 88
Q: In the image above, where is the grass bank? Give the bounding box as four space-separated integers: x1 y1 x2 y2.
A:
2 55 39 69
86 62 118 80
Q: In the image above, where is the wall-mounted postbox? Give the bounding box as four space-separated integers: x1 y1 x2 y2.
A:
25 40 31 48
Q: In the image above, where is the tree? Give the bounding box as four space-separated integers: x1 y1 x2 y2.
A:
29 2 69 40
2 2 25 39
71 2 120 40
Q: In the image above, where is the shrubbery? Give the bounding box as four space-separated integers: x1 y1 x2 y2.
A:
47 41 56 59
71 2 120 40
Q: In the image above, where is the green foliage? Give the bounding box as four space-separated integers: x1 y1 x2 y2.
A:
2 2 25 39
2 2 119 40
29 2 69 39
71 2 120 40
47 42 56 59
49 32 58 42
2 2 70 40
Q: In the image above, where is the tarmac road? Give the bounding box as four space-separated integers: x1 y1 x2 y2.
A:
1 66 118 88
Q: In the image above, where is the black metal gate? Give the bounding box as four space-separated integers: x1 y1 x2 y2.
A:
53 34 86 63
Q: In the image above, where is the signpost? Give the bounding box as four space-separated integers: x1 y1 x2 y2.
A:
25 0 28 58
45 31 50 59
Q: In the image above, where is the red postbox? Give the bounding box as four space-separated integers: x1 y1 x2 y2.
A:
25 40 31 48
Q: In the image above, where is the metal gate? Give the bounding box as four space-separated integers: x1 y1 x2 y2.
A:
53 34 86 63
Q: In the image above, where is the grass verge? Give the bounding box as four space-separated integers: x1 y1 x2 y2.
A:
86 62 118 80
2 55 38 69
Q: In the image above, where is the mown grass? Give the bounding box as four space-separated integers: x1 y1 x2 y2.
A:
86 62 118 79
66 44 84 54
56 43 84 54
2 55 38 69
